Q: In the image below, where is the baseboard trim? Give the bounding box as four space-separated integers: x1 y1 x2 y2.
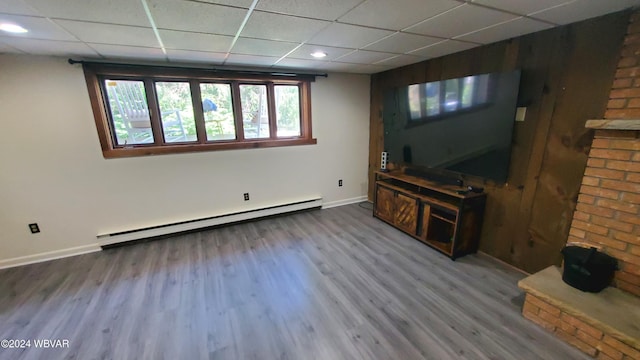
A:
98 198 323 247
322 196 367 209
477 251 530 276
0 244 102 270
0 196 357 270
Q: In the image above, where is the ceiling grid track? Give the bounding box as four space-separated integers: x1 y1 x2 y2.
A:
0 0 634 73
140 0 167 60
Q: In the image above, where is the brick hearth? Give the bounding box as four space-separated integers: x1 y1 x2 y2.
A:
518 267 640 359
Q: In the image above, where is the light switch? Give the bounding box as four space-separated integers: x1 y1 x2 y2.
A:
515 107 527 122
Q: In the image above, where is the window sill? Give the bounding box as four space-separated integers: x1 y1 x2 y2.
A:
101 137 317 158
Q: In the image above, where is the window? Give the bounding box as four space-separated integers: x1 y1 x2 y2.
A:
200 83 235 141
240 84 270 139
83 63 316 158
275 85 301 137
104 79 153 145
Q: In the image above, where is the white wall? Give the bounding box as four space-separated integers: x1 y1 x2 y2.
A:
0 54 370 264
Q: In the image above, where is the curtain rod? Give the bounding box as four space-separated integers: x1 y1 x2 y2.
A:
67 58 328 78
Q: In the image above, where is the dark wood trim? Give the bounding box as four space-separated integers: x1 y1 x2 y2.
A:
101 138 317 158
83 67 113 152
83 63 314 83
295 84 304 137
143 79 163 145
190 80 207 144
267 82 277 139
300 82 312 139
76 61 321 81
82 63 315 158
231 81 244 141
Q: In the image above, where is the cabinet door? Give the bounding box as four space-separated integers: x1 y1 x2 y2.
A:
420 203 431 240
375 185 395 223
395 193 418 235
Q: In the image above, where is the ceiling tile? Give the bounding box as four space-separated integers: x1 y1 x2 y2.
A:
274 58 327 70
363 32 441 54
232 37 299 57
0 37 99 56
0 14 76 41
0 47 23 54
256 0 362 21
374 54 426 67
89 44 167 60
158 30 233 52
197 0 255 7
0 38 26 53
334 49 396 64
456 17 553 44
530 0 640 25
4 0 637 74
23 0 148 26
322 62 391 74
408 39 477 58
287 44 354 61
405 3 517 38
469 0 573 16
166 49 227 64
0 0 39 16
241 11 330 42
54 20 159 47
147 0 247 35
339 0 462 31
309 23 393 49
225 53 279 66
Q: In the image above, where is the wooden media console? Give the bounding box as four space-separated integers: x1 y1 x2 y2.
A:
373 170 486 260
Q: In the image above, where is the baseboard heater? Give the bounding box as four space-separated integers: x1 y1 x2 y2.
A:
97 198 322 248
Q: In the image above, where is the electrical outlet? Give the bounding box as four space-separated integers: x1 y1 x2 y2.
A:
338 179 343 187
243 193 250 201
28 223 40 234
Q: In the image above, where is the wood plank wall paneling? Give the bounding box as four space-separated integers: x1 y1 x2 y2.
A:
368 11 630 273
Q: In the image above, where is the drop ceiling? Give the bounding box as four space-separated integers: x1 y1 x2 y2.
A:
0 0 639 74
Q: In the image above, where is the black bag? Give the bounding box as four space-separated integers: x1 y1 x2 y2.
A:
561 246 617 293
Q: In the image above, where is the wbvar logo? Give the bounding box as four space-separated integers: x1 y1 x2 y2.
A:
34 339 70 348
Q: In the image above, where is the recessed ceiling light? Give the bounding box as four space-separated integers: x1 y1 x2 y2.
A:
311 51 327 59
0 23 28 33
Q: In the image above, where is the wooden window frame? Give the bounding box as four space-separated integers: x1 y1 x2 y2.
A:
83 63 316 158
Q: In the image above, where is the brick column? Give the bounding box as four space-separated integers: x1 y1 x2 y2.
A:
566 11 640 297
569 127 640 296
607 11 640 118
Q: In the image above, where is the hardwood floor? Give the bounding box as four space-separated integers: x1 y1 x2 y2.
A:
0 203 589 360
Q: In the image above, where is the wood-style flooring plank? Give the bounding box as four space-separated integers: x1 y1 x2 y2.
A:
0 204 589 360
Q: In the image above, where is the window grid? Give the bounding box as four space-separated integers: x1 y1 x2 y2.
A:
83 64 316 158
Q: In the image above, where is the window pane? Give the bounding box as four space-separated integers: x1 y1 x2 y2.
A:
104 79 154 145
408 84 422 120
240 84 269 139
461 76 474 108
475 74 490 104
275 85 301 137
425 83 440 116
200 83 236 141
155 82 197 143
444 79 459 112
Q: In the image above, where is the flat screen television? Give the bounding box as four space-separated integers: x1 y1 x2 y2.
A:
383 70 522 184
